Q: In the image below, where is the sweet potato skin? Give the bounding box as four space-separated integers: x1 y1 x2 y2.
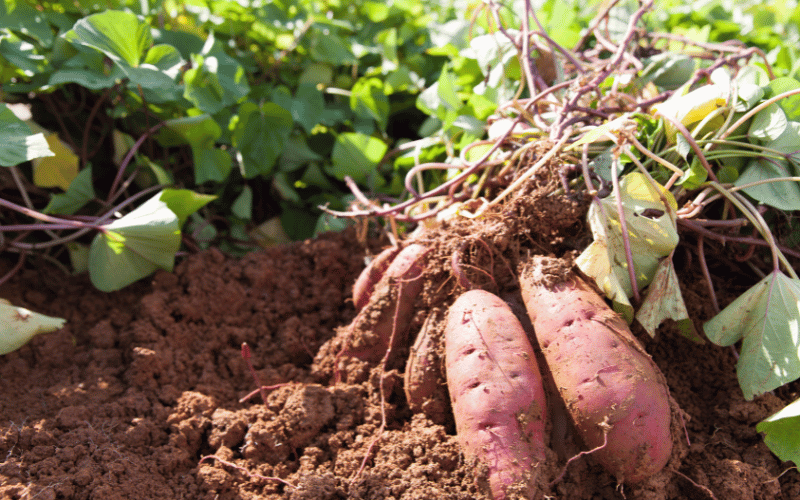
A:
352 246 401 311
519 256 672 483
339 244 428 363
445 290 547 499
404 308 448 424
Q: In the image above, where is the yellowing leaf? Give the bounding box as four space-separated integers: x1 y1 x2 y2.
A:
32 133 79 190
652 84 728 143
577 173 679 317
0 299 66 355
568 115 634 150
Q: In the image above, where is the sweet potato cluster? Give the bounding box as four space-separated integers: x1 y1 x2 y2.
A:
317 245 675 499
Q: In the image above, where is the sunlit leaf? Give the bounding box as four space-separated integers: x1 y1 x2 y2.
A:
0 299 66 355
748 103 787 141
159 188 216 227
569 115 633 150
757 398 800 467
350 77 389 130
652 83 728 142
63 11 152 69
88 191 181 292
329 132 388 186
766 77 800 121
704 271 800 400
0 103 53 167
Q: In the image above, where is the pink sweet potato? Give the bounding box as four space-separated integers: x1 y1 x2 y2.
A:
352 246 401 311
404 308 448 424
339 243 428 363
445 290 547 499
519 256 672 483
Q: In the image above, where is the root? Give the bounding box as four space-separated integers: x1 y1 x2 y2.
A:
549 418 611 487
199 455 297 490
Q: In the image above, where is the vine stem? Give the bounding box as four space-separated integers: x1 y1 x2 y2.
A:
107 121 165 203
610 153 640 303
718 87 800 142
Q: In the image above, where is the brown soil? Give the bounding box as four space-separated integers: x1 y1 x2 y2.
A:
1 200 799 499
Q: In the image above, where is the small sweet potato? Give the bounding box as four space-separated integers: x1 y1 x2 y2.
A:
352 246 401 311
339 243 428 363
404 308 448 424
445 290 547 499
519 256 672 483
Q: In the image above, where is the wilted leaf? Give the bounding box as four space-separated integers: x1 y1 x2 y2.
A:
704 271 800 400
636 256 701 341
0 299 66 355
577 173 679 320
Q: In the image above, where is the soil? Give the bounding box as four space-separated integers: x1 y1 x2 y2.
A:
1 191 799 499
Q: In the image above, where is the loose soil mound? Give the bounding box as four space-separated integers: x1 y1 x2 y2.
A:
0 222 798 499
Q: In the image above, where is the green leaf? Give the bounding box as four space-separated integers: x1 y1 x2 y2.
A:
159 189 216 227
293 84 325 133
636 256 702 341
757 398 800 467
639 53 695 90
675 156 708 190
279 135 323 173
44 167 95 215
63 11 152 69
66 242 89 274
748 103 788 141
231 102 293 178
737 121 800 211
0 299 66 355
0 103 53 167
159 114 231 184
310 33 357 65
766 77 800 121
350 77 389 130
330 132 388 185
88 191 181 292
704 271 800 400
232 186 252 220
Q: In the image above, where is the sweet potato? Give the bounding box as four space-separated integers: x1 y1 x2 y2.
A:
519 256 672 483
352 246 401 311
338 243 428 363
404 308 448 424
445 290 547 499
